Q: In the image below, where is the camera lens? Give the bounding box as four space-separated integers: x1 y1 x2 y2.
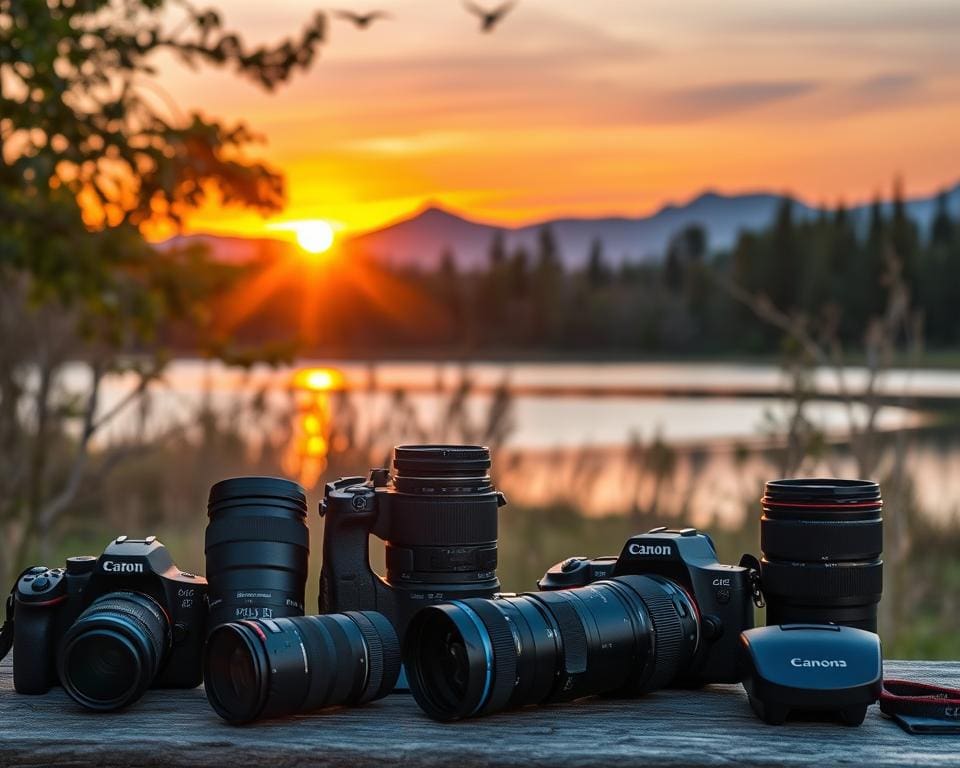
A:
59 592 171 711
403 575 699 721
760 478 883 631
206 476 309 628
381 445 504 630
204 612 401 724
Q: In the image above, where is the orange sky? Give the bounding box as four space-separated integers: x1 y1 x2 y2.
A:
152 0 960 238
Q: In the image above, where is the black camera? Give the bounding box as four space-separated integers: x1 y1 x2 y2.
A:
319 445 506 637
9 536 206 711
403 526 757 720
540 526 757 686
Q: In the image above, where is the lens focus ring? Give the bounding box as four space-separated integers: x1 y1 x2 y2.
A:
345 611 401 704
761 517 882 561
206 516 309 549
617 577 684 693
531 592 588 675
761 558 883 598
460 599 518 715
82 593 169 662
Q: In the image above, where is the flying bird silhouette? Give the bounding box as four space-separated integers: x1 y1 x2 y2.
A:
463 1 516 33
334 10 391 28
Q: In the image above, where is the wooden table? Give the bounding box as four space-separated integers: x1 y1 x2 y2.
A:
1 657 958 767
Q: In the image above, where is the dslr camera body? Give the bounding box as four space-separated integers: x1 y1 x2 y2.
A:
13 536 207 703
539 526 756 685
320 445 506 636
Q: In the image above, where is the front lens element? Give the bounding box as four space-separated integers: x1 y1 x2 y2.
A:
203 612 400 725
59 592 170 711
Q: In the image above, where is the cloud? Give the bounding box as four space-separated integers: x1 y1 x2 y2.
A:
852 72 922 100
633 80 819 123
808 71 928 117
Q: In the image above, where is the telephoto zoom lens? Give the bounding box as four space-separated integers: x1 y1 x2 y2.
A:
204 612 401 724
206 477 309 628
403 575 699 721
58 592 171 711
760 478 883 632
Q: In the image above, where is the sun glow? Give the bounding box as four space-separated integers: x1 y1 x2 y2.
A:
266 219 337 255
292 367 347 392
294 219 335 254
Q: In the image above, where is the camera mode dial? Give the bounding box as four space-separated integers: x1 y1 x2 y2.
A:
17 568 66 601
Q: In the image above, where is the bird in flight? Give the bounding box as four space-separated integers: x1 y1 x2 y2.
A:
334 10 391 29
463 1 516 33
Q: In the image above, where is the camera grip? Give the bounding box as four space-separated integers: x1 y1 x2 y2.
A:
13 602 59 694
319 493 387 620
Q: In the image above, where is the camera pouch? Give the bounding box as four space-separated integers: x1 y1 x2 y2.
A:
739 624 882 726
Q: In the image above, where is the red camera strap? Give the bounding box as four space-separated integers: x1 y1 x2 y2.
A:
881 679 960 721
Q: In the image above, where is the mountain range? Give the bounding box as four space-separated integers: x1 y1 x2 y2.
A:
163 182 960 270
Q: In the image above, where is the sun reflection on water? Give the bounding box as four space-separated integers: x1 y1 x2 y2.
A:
283 366 347 486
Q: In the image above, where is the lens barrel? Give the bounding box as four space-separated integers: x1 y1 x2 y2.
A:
385 445 501 589
204 612 400 724
403 575 699 721
206 476 309 628
59 592 171 711
760 478 883 631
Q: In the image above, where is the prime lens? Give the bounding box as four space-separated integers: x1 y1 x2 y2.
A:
59 592 171 711
760 478 883 631
204 612 400 724
403 575 698 721
206 476 309 628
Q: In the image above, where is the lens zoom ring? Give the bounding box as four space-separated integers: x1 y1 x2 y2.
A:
461 599 517 715
345 611 400 703
83 594 168 662
205 516 309 550
389 496 499 545
761 517 882 560
532 592 588 675
761 559 883 598
625 582 683 691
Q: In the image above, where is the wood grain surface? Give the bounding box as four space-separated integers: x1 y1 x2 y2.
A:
1 657 958 767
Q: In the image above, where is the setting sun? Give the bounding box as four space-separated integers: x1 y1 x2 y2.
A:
294 220 335 254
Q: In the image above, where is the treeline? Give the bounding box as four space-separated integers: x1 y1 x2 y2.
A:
224 187 960 356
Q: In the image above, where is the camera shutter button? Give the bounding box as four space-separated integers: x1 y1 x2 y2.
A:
66 556 97 575
560 557 584 573
31 576 50 592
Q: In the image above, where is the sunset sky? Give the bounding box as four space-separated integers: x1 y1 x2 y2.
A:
155 0 960 238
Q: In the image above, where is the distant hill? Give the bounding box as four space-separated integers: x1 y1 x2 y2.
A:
161 182 960 270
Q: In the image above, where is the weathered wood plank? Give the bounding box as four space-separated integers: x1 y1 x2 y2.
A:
0 657 957 768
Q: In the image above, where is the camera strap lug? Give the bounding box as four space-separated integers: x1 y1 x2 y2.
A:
739 553 765 608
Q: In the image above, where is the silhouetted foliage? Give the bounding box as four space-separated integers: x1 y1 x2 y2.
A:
221 188 960 356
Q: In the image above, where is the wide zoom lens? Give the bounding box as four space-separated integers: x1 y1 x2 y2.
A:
403 575 699 721
384 446 504 624
59 592 171 711
204 612 401 724
206 476 309 628
760 478 883 631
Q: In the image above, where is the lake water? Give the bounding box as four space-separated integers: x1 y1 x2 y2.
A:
76 359 960 527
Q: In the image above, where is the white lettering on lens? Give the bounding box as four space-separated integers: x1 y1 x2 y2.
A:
628 544 671 556
790 657 848 668
102 560 143 573
945 706 960 719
